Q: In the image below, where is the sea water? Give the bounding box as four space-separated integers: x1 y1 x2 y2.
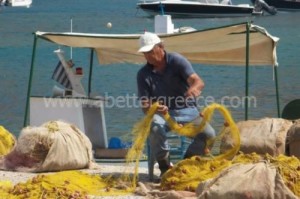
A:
0 0 299 140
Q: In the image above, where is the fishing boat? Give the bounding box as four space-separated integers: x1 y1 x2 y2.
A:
24 16 280 155
0 0 32 7
136 0 276 18
262 0 300 11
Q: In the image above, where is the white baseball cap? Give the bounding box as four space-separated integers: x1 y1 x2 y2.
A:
138 32 161 53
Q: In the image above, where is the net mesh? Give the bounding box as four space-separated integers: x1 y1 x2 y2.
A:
0 126 15 156
0 103 299 198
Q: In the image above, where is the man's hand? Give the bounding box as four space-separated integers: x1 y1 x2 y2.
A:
141 100 168 115
185 87 202 98
185 73 204 98
156 104 168 115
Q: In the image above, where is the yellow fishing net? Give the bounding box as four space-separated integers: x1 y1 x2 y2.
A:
266 154 300 196
0 103 299 198
165 103 240 160
161 152 300 197
0 170 131 198
0 125 15 156
161 157 233 191
0 103 239 198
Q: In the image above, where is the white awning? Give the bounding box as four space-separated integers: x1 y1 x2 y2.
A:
35 22 279 66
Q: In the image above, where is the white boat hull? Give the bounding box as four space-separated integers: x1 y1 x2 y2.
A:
8 0 32 7
137 0 258 18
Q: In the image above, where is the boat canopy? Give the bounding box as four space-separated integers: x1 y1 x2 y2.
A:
35 22 279 67
26 22 280 123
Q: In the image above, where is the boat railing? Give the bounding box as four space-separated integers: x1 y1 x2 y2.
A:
203 0 220 4
191 0 239 5
137 0 231 4
138 0 167 3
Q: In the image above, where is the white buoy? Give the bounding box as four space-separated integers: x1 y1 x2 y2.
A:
106 22 112 29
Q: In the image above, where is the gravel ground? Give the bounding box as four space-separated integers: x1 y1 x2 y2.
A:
0 161 159 184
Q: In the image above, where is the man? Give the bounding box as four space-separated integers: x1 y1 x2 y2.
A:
137 32 215 176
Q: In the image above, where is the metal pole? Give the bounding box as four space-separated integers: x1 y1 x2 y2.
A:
159 2 165 15
88 48 94 97
70 17 73 60
245 22 250 120
274 66 281 117
23 34 38 127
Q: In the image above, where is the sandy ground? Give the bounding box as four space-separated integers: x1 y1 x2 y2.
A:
0 162 156 184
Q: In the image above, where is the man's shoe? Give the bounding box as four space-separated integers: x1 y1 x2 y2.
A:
184 134 207 159
157 159 171 177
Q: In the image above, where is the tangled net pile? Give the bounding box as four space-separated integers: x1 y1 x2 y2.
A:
0 170 138 198
0 126 15 156
0 103 299 198
161 152 300 196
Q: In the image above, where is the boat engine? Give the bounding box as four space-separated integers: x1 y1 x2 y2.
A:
252 0 277 15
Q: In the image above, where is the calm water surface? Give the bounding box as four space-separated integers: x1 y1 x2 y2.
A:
0 0 299 139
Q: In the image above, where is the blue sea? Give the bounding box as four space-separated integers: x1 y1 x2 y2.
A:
0 0 300 140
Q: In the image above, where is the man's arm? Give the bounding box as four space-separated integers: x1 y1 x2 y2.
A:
185 73 204 98
141 99 151 114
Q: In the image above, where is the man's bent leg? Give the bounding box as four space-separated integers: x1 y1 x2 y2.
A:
148 114 171 176
184 122 216 158
191 115 216 138
184 133 207 158
169 107 216 158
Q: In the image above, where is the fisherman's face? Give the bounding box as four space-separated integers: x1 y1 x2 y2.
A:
143 45 164 66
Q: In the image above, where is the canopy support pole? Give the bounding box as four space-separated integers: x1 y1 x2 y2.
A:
88 48 94 97
23 34 38 127
245 22 250 120
274 66 281 117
